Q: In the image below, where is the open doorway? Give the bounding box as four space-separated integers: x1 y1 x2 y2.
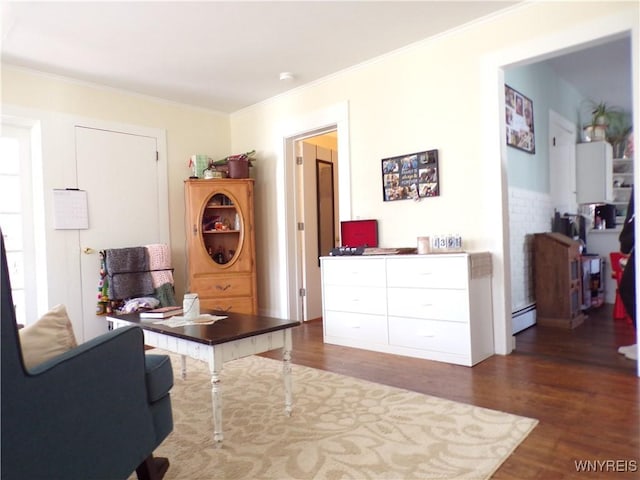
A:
279 101 351 325
293 131 339 322
501 33 637 371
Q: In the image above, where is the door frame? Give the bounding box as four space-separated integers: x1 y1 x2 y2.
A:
482 10 638 374
279 102 351 322
73 119 169 341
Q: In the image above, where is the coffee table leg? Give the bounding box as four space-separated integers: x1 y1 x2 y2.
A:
283 329 293 417
209 349 224 445
180 354 187 380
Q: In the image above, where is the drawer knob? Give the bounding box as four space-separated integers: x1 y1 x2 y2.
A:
215 284 231 291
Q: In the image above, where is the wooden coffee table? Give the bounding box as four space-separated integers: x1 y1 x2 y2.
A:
107 310 300 444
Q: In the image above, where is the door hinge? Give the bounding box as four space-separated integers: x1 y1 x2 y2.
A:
156 151 159 161
296 156 303 165
297 222 304 231
299 288 306 297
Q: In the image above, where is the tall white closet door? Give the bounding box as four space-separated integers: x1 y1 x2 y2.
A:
549 113 578 214
298 142 336 322
307 145 332 321
299 141 319 321
76 126 162 341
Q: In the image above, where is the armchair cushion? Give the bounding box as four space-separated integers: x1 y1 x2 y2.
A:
145 354 174 403
19 304 78 369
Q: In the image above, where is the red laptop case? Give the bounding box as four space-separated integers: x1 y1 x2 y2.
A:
340 220 378 248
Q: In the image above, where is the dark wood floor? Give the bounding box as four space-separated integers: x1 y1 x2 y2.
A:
262 304 639 479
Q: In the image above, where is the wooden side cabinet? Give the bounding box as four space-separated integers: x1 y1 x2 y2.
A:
533 232 585 328
184 179 257 314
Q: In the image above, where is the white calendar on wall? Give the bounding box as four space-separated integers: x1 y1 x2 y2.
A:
52 189 89 230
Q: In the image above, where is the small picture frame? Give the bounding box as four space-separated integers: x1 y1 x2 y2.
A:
382 150 439 202
505 85 535 154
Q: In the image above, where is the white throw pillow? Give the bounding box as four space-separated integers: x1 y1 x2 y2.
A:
19 304 78 370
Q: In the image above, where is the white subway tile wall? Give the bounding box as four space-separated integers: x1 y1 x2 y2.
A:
509 187 554 312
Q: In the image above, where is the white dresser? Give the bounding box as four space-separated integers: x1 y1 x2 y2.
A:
320 253 494 366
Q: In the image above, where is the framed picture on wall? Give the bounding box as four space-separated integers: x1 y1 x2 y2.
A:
505 85 535 154
381 149 439 201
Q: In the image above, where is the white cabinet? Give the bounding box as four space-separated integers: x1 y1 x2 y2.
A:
320 253 494 367
576 141 613 204
612 157 633 224
576 142 634 225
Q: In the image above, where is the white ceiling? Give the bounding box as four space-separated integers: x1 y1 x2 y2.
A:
1 1 519 112
1 2 633 115
542 35 632 114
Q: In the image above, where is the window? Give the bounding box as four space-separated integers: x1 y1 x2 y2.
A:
1 123 45 325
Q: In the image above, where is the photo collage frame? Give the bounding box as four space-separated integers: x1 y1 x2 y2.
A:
505 84 535 154
382 149 439 202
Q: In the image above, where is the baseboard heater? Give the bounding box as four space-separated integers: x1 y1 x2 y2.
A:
512 304 536 334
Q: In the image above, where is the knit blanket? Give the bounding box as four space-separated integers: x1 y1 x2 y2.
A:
145 244 174 288
105 247 154 300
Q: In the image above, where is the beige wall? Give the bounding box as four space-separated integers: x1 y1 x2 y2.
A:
1 67 231 320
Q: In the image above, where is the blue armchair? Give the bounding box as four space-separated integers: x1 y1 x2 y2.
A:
0 233 174 480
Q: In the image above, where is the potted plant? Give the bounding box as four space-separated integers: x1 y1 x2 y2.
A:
606 110 632 158
582 101 621 142
209 150 256 178
591 101 614 126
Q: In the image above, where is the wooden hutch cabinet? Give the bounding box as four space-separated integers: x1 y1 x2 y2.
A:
533 232 585 328
184 179 257 314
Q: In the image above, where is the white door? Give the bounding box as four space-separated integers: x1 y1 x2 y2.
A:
76 126 164 340
298 141 320 321
549 110 578 214
296 141 337 321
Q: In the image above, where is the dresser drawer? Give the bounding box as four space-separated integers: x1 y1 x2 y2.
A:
388 317 470 354
322 258 386 287
323 285 386 314
324 311 388 344
200 296 254 314
387 288 468 322
191 274 253 298
386 256 467 289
